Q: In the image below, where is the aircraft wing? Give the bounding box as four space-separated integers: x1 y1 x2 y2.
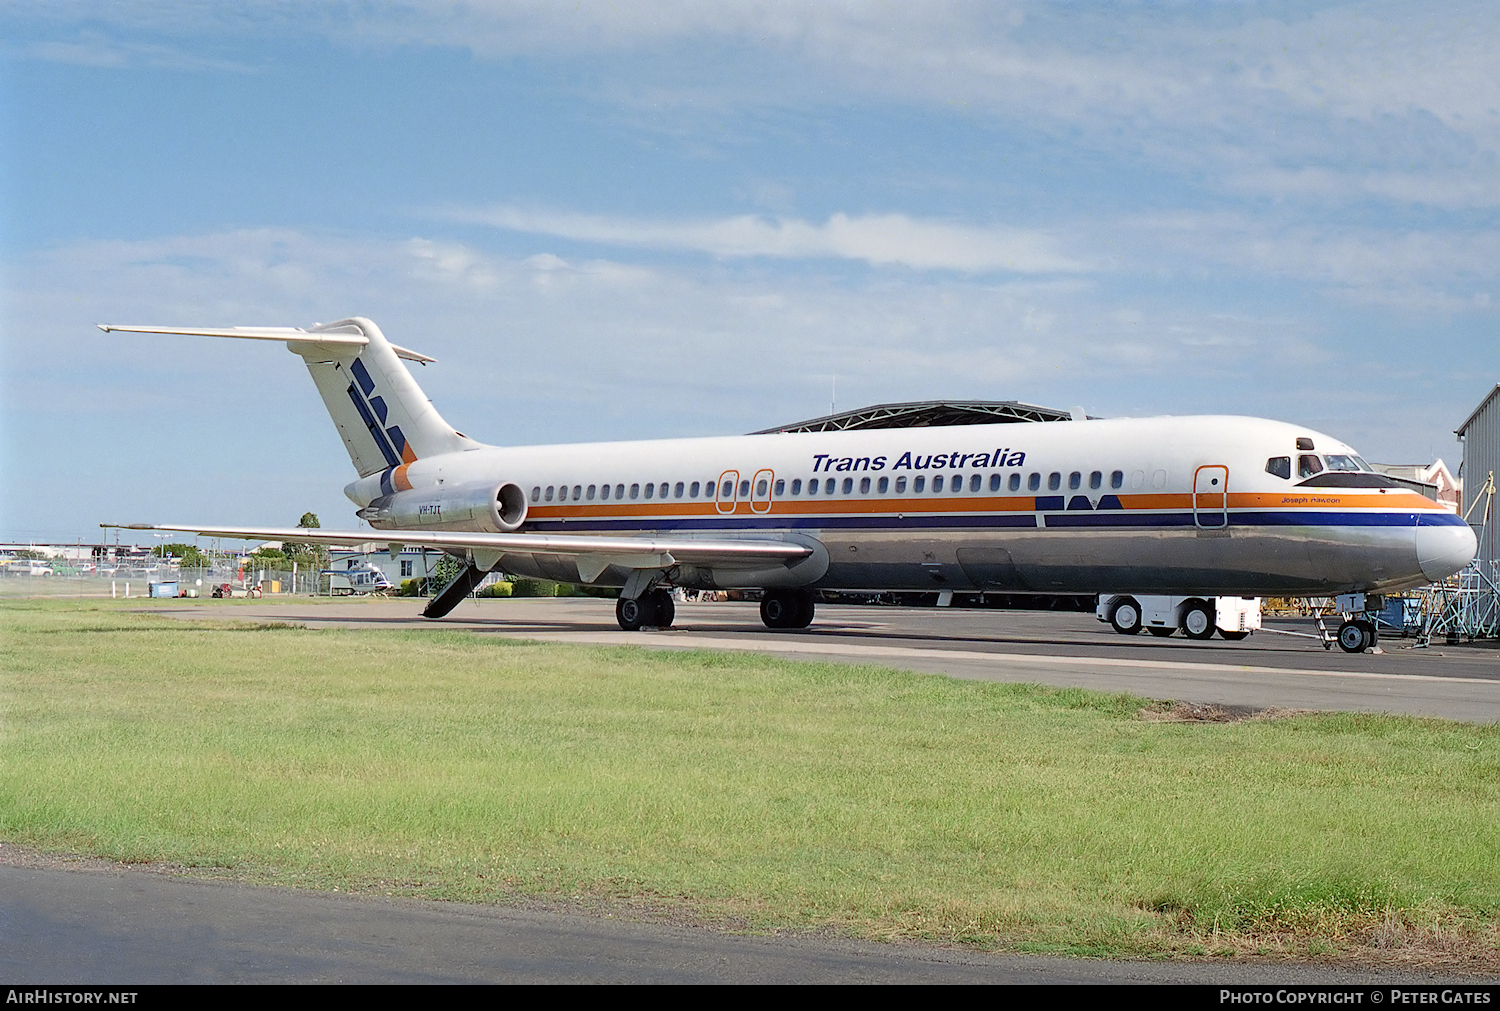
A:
102 522 812 581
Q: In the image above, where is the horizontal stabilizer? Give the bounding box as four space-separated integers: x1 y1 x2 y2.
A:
97 324 436 363
102 522 812 569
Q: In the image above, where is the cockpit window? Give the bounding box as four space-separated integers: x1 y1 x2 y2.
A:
1265 456 1291 480
1298 454 1323 478
1323 454 1363 472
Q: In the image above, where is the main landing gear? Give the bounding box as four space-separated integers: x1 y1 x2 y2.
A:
760 589 816 629
615 588 675 631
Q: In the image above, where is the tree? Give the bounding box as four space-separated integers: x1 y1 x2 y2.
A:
287 512 328 570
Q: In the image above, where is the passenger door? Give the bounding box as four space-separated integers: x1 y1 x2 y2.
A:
1193 465 1228 528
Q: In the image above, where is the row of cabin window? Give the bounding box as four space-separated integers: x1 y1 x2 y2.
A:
531 469 1131 504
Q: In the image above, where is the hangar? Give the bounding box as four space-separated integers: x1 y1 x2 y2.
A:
753 400 1084 434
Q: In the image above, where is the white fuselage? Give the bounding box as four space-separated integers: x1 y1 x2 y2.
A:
346 414 1476 597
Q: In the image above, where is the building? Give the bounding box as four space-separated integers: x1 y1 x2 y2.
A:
1457 385 1500 566
1369 460 1461 512
329 544 449 586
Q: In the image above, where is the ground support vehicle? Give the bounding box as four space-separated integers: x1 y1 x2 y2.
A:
1097 594 1262 641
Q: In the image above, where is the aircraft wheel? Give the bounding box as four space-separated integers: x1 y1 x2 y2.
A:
793 590 816 628
616 595 654 631
1336 619 1369 653
1182 602 1216 640
1109 597 1143 635
1147 626 1174 637
1218 629 1250 641
648 588 674 628
760 590 796 629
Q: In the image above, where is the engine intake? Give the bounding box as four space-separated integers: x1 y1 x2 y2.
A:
358 481 527 533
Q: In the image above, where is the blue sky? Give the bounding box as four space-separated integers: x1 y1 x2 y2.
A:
3 1 1497 542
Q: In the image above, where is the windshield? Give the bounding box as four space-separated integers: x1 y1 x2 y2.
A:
1323 454 1365 472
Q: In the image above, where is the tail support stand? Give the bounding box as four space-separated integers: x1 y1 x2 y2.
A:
423 562 486 619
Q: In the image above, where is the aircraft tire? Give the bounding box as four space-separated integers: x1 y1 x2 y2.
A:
1182 602 1216 640
793 590 816 628
1336 619 1369 653
1147 626 1174 637
1218 629 1250 641
1109 597 1143 635
649 588 674 628
760 590 795 629
616 595 654 631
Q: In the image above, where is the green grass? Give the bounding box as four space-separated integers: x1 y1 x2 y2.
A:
3 598 1498 959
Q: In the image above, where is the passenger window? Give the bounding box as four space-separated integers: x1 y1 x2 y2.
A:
1009 473 1021 491
616 484 625 499
531 486 540 502
740 480 750 497
644 483 654 499
807 478 817 496
545 486 554 502
1298 455 1323 478
933 475 945 493
878 476 889 493
721 480 733 497
792 479 802 495
914 476 926 492
600 484 610 500
774 479 785 495
1130 471 1145 490
1089 471 1101 490
1151 469 1167 488
587 485 596 500
970 474 981 492
895 476 907 493
756 479 768 496
860 477 871 494
675 482 685 498
1110 470 1123 489
690 481 700 497
1068 472 1081 490
952 473 962 492
989 474 1001 491
841 478 853 494
1265 457 1291 480
573 485 582 500
1028 473 1041 491
825 478 835 494
1048 473 1061 491
630 483 640 499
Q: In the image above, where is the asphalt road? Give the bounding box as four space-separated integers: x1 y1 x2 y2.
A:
2 858 1486 985
158 597 1500 722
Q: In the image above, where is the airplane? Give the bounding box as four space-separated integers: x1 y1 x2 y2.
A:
99 316 1477 645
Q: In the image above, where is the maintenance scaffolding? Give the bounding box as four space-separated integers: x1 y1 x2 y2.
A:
1415 470 1496 645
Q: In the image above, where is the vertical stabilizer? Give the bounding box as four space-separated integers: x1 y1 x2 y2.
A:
291 317 477 478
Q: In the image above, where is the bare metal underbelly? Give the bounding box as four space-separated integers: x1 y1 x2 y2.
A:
499 523 1421 597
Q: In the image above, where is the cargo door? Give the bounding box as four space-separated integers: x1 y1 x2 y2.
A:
1193 465 1228 528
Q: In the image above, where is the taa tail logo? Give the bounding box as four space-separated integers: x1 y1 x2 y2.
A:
345 357 416 491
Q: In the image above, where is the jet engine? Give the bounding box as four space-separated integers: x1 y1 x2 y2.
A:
357 481 527 533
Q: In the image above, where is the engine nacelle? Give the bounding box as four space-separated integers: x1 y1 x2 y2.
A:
358 481 527 533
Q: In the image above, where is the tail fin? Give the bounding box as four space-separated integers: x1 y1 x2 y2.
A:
99 316 480 477
295 318 476 476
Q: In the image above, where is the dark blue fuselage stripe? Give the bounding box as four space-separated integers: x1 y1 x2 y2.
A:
523 509 1462 534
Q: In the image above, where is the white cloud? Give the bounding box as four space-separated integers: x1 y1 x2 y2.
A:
436 206 1088 274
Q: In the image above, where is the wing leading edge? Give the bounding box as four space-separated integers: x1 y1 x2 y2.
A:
102 522 812 580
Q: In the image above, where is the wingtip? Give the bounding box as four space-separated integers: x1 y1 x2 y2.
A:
97 324 112 332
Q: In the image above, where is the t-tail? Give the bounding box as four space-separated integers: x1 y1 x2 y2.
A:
99 316 481 480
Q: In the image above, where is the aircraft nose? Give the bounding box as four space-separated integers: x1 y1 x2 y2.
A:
1416 519 1477 582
